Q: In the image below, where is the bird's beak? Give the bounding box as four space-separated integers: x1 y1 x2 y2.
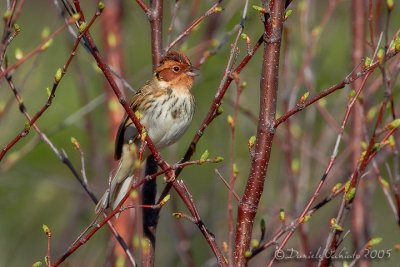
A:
186 66 199 77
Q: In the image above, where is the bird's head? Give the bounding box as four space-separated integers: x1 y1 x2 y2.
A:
154 51 198 91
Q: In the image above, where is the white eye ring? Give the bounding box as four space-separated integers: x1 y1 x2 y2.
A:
172 66 180 72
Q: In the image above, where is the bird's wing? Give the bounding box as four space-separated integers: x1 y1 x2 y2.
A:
114 81 156 160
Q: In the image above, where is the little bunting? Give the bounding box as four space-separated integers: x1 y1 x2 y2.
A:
96 51 197 214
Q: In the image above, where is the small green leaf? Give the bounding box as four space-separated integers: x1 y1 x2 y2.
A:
13 23 21 33
377 48 385 62
41 27 50 39
200 150 209 163
15 48 23 60
134 110 142 119
250 239 259 248
3 9 12 20
79 22 87 33
216 105 224 115
380 177 389 188
349 89 356 98
291 159 299 173
72 13 81 21
344 180 351 192
387 0 394 10
367 106 378 121
318 98 327 107
311 26 321 37
345 187 356 202
227 115 235 128
214 6 222 12
160 194 170 206
46 87 51 97
395 36 400 52
172 212 183 219
233 163 239 176
24 121 31 131
32 261 42 267
98 1 105 12
240 81 247 90
115 255 125 267
387 118 400 129
213 156 224 163
252 5 266 13
364 57 372 68
107 32 117 47
70 137 80 150
279 209 285 221
330 218 343 232
41 39 53 50
300 91 309 103
248 136 256 148
132 234 140 248
54 68 62 82
284 9 293 20
301 214 311 223
368 237 383 247
245 250 253 258
388 135 395 147
42 224 51 236
332 183 342 193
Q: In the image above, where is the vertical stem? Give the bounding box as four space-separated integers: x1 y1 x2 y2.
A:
149 0 164 67
350 2 369 267
143 1 163 266
141 155 158 267
233 1 286 265
100 1 132 265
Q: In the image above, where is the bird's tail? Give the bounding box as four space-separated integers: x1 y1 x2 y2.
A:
95 142 138 215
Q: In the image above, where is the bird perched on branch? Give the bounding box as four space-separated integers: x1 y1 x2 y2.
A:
95 51 197 214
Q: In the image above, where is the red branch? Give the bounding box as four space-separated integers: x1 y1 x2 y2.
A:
149 0 163 67
233 1 286 265
165 2 221 51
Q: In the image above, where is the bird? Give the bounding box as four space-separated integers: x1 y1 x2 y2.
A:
95 51 197 214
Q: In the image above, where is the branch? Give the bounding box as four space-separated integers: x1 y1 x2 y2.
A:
67 2 226 264
234 1 286 265
165 1 221 51
149 0 163 67
0 10 99 161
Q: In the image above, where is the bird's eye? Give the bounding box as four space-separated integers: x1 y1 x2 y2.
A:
172 66 180 72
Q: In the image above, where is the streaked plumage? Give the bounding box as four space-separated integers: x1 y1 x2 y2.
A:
95 51 196 214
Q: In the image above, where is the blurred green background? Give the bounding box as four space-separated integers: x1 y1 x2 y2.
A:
0 1 399 266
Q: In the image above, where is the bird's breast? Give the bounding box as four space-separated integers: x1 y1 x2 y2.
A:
139 91 194 149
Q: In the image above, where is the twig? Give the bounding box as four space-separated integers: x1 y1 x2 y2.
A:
0 17 76 79
165 1 221 51
275 47 400 128
157 1 258 208
0 9 100 161
215 169 240 201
